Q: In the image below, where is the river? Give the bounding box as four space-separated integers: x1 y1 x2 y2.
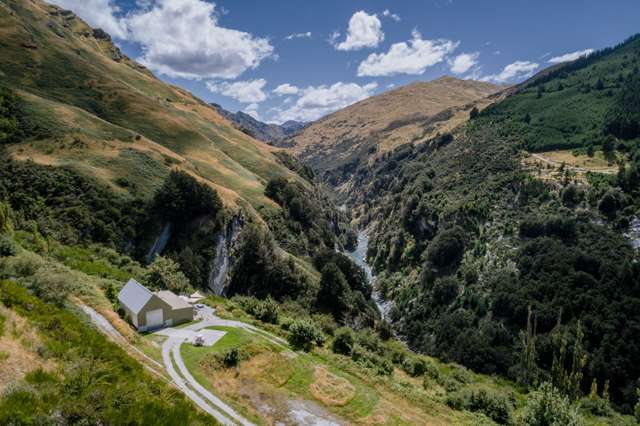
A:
346 231 392 320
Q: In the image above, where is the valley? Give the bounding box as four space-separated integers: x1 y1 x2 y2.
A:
0 0 640 425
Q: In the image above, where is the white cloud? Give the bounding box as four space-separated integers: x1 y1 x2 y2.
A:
47 0 127 39
126 0 273 80
243 103 261 120
357 30 458 77
206 79 267 103
334 11 384 51
273 83 300 96
382 9 400 22
274 82 378 122
548 48 594 64
482 61 539 83
449 52 479 74
285 32 312 40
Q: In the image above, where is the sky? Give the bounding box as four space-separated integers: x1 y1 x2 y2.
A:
48 0 640 124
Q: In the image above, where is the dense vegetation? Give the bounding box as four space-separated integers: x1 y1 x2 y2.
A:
486 34 640 153
341 35 640 413
0 280 210 425
0 151 145 247
262 176 356 257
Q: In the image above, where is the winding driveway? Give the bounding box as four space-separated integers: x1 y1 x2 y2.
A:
82 304 287 425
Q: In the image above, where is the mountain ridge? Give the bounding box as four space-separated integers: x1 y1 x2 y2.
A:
288 76 502 185
210 103 307 144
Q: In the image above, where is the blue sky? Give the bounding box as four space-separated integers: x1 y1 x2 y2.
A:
50 0 640 123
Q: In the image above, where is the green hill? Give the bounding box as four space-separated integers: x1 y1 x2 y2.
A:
0 0 301 211
336 35 640 415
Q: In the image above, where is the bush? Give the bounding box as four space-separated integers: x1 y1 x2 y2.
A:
288 320 323 352
332 327 355 356
426 226 466 268
446 388 514 425
142 256 191 295
0 235 16 257
253 297 279 324
402 357 430 377
520 382 583 426
634 388 640 422
222 348 239 368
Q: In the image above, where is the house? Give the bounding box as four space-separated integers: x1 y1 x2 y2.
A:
118 279 194 331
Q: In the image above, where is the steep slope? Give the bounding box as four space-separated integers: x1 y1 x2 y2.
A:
343 34 640 412
210 103 306 144
0 0 301 214
288 77 501 185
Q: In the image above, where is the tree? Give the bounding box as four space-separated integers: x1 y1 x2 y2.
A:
288 320 323 352
469 107 479 119
551 321 587 401
595 78 605 91
332 327 355 355
520 382 583 426
317 263 350 319
0 201 12 234
143 255 192 295
517 306 539 389
426 226 466 268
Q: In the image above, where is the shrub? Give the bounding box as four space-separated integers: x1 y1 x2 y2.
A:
222 348 239 368
402 357 430 377
288 320 323 352
426 226 465 268
253 297 279 324
446 388 514 425
0 235 16 257
520 382 583 426
634 388 640 423
142 256 192 295
332 327 355 356
451 365 473 384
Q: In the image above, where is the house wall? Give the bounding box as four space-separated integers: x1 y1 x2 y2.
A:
168 307 194 325
122 295 194 331
137 296 170 329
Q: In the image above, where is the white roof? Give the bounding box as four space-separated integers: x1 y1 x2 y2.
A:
118 279 154 314
156 290 192 310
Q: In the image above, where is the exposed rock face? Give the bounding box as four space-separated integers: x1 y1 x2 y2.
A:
145 223 172 264
208 215 244 295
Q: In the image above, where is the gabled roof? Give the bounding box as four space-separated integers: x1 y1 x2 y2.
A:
156 290 192 310
118 279 154 314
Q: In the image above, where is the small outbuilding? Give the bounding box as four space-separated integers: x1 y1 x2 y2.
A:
118 279 194 331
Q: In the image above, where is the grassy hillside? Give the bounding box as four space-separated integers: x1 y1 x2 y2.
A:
288 77 501 187
491 34 640 153
0 0 302 213
335 34 640 417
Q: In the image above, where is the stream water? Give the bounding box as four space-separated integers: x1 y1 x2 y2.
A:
346 231 392 320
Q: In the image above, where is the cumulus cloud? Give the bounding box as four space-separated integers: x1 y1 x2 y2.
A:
482 61 539 83
357 30 458 77
382 9 400 22
548 48 594 64
47 0 127 39
449 52 479 74
285 32 312 40
126 0 273 80
273 83 300 96
243 103 261 120
274 82 378 122
334 11 384 51
206 79 268 103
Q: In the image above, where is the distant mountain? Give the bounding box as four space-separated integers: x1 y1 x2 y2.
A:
210 103 306 144
288 77 502 185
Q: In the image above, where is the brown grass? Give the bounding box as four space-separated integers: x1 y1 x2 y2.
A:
309 366 356 406
0 305 56 392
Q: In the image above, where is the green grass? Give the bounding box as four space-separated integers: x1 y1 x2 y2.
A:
484 35 640 152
